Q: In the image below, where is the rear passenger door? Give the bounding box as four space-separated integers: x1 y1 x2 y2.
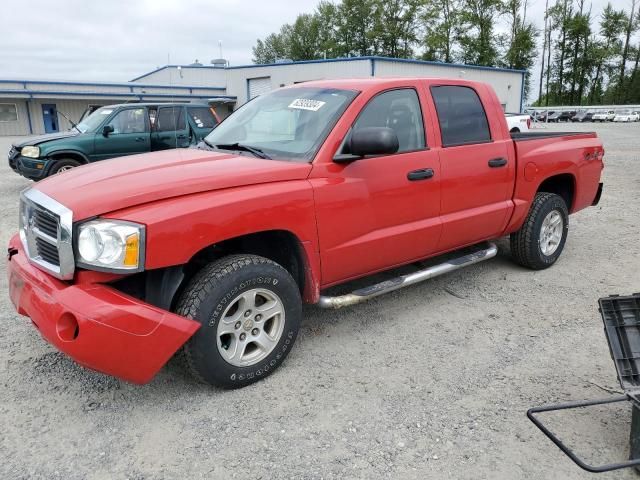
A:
429 85 514 251
151 106 190 151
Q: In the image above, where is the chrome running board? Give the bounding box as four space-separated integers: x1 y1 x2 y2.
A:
317 242 498 309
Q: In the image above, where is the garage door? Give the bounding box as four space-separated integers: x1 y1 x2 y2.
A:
248 77 272 100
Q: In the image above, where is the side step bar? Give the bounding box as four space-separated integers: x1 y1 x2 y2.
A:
317 243 498 309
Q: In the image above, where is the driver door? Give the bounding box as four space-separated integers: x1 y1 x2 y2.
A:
311 87 442 286
93 107 150 160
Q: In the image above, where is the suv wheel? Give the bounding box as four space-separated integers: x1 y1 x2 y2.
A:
510 192 569 270
175 254 302 388
50 159 81 175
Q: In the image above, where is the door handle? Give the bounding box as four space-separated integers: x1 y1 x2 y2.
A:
407 168 434 181
488 157 508 168
135 137 146 142
177 134 187 139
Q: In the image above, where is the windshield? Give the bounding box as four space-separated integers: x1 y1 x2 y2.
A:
204 87 358 161
76 106 117 133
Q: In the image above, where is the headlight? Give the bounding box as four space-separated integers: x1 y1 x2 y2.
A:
21 146 40 158
76 219 145 272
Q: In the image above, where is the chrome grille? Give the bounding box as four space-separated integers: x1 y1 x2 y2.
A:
20 188 75 280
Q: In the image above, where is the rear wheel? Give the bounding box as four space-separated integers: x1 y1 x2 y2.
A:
175 254 302 388
510 193 569 270
49 159 81 176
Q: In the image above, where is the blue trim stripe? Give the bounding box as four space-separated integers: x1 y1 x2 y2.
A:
0 89 236 101
25 99 33 134
520 71 526 112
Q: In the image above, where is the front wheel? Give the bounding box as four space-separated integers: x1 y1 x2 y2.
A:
49 158 81 176
510 193 569 270
175 254 302 388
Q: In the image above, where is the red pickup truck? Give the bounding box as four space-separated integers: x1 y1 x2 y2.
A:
7 78 604 388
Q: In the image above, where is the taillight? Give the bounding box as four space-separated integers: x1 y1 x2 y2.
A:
527 118 531 129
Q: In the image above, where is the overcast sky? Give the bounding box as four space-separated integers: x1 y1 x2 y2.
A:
0 0 626 100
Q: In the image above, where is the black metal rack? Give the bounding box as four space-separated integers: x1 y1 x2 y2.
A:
528 293 640 473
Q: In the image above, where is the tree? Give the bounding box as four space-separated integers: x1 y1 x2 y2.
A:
372 0 421 57
252 26 292 64
457 0 504 66
617 0 639 101
503 0 538 97
420 0 459 62
588 3 626 104
289 14 322 60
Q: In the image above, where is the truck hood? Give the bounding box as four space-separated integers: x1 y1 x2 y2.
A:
14 131 79 147
35 148 313 220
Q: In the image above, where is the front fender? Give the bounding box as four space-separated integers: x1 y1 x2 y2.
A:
103 180 322 302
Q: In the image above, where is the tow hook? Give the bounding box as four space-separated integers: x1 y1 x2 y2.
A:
7 247 18 261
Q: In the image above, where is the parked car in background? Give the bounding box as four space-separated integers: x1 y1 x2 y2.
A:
8 103 221 180
592 110 615 122
505 113 531 132
535 110 555 122
572 110 594 122
557 111 576 122
613 110 640 122
547 111 562 122
7 78 605 388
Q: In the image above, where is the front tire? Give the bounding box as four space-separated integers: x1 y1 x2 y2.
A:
510 193 569 270
175 254 302 388
49 159 81 176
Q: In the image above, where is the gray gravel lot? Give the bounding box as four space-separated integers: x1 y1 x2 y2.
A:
1 122 639 480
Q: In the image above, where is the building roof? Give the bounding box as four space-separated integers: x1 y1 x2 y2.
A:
131 55 526 82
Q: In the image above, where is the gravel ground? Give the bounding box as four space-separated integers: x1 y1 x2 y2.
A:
1 122 639 480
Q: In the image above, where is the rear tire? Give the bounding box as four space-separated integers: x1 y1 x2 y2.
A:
510 193 569 270
49 159 81 176
175 254 302 388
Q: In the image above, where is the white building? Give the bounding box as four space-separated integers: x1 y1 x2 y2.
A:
0 56 525 136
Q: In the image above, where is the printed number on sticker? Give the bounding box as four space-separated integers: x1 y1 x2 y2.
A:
288 99 326 111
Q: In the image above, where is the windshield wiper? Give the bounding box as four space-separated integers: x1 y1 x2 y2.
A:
214 142 271 159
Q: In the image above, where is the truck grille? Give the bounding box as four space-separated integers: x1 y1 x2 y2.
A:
20 189 75 280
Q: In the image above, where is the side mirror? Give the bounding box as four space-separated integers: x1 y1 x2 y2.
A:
102 125 114 137
334 127 399 163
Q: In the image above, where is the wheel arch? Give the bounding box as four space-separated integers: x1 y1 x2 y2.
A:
47 150 89 165
536 173 576 211
112 229 318 313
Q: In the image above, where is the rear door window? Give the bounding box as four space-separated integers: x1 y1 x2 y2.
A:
156 107 186 132
431 86 491 147
188 107 218 129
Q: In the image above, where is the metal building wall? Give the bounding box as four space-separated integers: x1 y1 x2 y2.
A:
373 59 524 112
225 59 372 105
131 66 227 87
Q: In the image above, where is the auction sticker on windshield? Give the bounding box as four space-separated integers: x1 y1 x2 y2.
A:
288 99 326 111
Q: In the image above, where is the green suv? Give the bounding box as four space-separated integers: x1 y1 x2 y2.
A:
8 103 220 180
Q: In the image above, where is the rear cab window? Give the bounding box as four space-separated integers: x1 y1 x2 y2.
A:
430 85 491 147
188 107 218 129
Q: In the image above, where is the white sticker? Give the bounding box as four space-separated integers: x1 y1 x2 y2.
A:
288 99 326 111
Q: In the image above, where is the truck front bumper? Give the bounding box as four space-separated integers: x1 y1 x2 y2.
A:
7 235 200 384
